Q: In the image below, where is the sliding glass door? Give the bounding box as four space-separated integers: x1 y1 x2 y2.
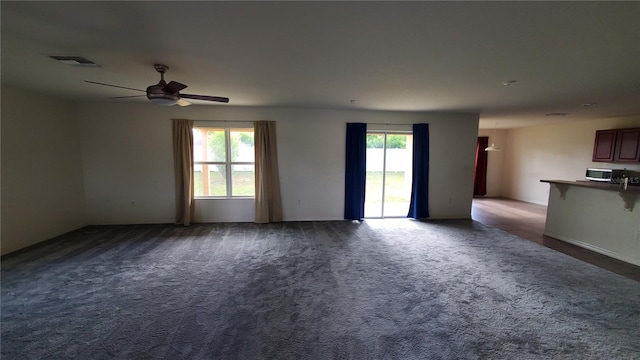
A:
364 132 413 218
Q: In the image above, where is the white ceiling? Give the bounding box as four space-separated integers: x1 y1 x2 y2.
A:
2 1 639 129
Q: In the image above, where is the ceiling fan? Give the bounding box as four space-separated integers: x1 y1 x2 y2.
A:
85 64 229 106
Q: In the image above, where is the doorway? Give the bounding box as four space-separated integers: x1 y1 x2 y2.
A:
364 132 413 218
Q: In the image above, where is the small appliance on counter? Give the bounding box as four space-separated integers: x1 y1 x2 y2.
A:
585 168 640 186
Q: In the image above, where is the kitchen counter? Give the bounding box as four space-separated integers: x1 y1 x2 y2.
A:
540 179 640 194
541 180 640 266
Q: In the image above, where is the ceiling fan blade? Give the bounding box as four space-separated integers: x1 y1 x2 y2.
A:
85 80 145 92
181 94 230 103
177 98 192 107
110 95 147 99
163 80 188 94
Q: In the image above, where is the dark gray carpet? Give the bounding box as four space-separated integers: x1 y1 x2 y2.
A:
2 220 639 359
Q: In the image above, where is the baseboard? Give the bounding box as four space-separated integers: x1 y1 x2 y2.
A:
192 218 254 223
474 196 548 206
1 225 90 258
544 231 640 267
507 197 548 206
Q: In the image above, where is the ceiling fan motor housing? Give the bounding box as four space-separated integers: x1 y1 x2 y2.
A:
147 81 179 105
147 66 180 105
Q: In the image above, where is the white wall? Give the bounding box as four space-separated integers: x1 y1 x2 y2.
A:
77 103 176 224
78 102 479 223
503 115 640 205
477 128 506 197
1 86 86 255
428 114 479 218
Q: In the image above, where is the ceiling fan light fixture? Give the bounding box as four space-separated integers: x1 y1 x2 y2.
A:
149 97 178 106
147 92 179 106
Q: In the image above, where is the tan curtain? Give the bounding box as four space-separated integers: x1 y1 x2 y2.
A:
172 119 195 226
254 121 283 223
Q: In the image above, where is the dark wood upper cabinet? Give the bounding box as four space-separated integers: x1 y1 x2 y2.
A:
614 128 640 162
592 129 617 162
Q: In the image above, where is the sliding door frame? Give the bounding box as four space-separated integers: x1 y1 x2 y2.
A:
365 130 413 219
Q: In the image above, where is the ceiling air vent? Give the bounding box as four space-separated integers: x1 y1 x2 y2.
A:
49 56 100 67
545 112 569 117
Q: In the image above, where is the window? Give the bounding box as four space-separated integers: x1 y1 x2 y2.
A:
193 127 255 198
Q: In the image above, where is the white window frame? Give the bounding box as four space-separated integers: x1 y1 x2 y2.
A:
193 126 255 199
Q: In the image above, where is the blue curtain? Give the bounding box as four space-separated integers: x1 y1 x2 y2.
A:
408 123 430 219
344 123 367 220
